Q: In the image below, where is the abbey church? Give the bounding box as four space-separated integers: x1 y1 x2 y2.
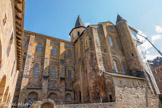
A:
0 0 161 108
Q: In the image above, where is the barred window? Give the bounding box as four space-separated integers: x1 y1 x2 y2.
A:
113 60 118 73
109 36 113 46
51 68 56 79
68 50 72 58
34 65 39 78
36 44 42 53
53 47 57 56
68 70 72 80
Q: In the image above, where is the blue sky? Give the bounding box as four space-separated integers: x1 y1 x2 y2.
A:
24 0 162 60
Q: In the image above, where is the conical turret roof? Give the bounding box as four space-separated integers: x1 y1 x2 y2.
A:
116 14 126 23
75 15 84 28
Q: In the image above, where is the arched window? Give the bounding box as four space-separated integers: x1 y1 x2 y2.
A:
98 37 102 46
27 92 38 106
51 68 56 79
103 59 107 70
108 36 113 46
68 70 72 80
113 60 118 73
65 93 72 102
116 38 121 48
68 50 72 58
52 47 57 56
34 65 39 78
122 62 128 74
36 44 42 53
48 93 57 101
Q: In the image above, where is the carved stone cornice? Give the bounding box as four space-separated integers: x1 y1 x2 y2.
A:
14 0 25 71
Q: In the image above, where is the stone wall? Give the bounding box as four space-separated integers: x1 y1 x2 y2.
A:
113 77 159 108
56 102 115 108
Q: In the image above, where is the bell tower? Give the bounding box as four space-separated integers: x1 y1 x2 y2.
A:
69 15 86 42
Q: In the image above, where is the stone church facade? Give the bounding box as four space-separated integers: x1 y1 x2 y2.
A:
0 0 161 108
15 15 160 108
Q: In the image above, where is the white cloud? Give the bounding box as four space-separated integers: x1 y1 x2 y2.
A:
140 41 152 50
155 25 162 33
145 54 159 60
85 22 90 27
151 35 162 43
137 30 147 41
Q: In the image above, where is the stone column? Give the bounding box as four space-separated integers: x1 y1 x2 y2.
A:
59 42 65 103
18 35 35 103
42 39 51 98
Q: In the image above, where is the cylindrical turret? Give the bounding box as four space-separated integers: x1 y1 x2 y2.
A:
116 15 143 72
69 15 86 42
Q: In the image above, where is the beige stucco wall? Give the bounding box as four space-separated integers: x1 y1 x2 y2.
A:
0 0 20 107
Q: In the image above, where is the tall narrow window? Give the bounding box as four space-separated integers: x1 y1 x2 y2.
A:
122 62 128 74
108 36 113 46
51 68 56 79
34 65 39 78
113 60 118 73
68 50 72 58
78 32 80 36
103 59 107 70
116 38 121 48
68 70 72 80
36 44 42 53
23 40 26 49
98 37 102 46
52 47 57 56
